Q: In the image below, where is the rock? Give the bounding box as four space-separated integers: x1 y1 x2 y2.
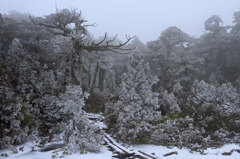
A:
1 153 9 157
19 146 24 151
31 146 37 152
13 148 18 154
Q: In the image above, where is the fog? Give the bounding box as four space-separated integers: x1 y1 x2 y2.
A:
1 0 239 43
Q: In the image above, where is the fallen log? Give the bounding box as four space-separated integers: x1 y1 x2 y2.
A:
137 150 158 159
40 143 66 152
163 151 178 157
104 133 160 159
222 149 240 156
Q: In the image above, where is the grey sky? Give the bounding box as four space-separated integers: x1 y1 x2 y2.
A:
1 0 240 43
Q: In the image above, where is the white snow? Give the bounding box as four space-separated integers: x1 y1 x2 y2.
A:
130 144 240 159
0 142 239 159
65 146 112 159
95 120 107 129
0 142 112 159
86 112 107 129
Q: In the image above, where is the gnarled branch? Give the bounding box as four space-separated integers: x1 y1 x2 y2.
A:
84 34 135 54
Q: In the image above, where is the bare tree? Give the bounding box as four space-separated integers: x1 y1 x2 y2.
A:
30 8 134 86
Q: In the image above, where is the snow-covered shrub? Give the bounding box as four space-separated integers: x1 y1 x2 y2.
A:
32 94 61 140
191 80 240 117
64 117 103 153
57 85 103 153
188 80 240 146
5 38 39 95
172 83 183 95
0 70 28 149
159 90 181 115
105 53 161 143
57 85 89 121
151 116 204 150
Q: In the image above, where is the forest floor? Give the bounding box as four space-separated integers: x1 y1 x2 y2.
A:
1 113 240 159
0 141 239 159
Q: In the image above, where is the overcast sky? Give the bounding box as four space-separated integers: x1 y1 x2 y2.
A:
1 0 240 43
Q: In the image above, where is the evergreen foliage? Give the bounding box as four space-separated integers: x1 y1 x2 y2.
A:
105 53 161 143
56 85 103 153
0 68 27 149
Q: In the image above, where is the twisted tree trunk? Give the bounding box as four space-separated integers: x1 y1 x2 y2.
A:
71 39 83 87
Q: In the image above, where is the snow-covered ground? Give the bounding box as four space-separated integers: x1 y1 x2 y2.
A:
130 144 240 159
1 117 239 159
0 142 112 159
0 142 239 159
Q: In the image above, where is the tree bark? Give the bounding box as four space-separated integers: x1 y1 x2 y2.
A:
71 39 83 87
90 62 99 92
98 68 105 91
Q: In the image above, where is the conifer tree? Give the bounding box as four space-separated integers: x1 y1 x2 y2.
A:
105 52 160 143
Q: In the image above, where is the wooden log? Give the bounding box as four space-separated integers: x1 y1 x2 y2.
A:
40 143 66 152
105 134 134 156
137 150 158 159
222 151 232 156
105 133 159 159
222 149 240 156
163 151 178 157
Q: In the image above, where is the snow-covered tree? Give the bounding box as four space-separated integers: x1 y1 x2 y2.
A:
83 50 116 93
159 90 181 116
30 8 133 87
57 85 103 153
147 26 204 91
0 70 28 149
189 80 240 143
197 15 232 83
159 26 192 56
5 38 39 96
229 9 240 80
204 15 223 33
191 80 239 117
105 52 161 143
57 85 89 123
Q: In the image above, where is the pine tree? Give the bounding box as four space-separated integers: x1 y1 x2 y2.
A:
105 52 161 143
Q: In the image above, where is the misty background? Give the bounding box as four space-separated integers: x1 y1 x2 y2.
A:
1 0 240 43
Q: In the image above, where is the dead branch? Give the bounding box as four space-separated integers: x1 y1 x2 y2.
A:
30 8 135 54
84 34 135 54
29 16 72 36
